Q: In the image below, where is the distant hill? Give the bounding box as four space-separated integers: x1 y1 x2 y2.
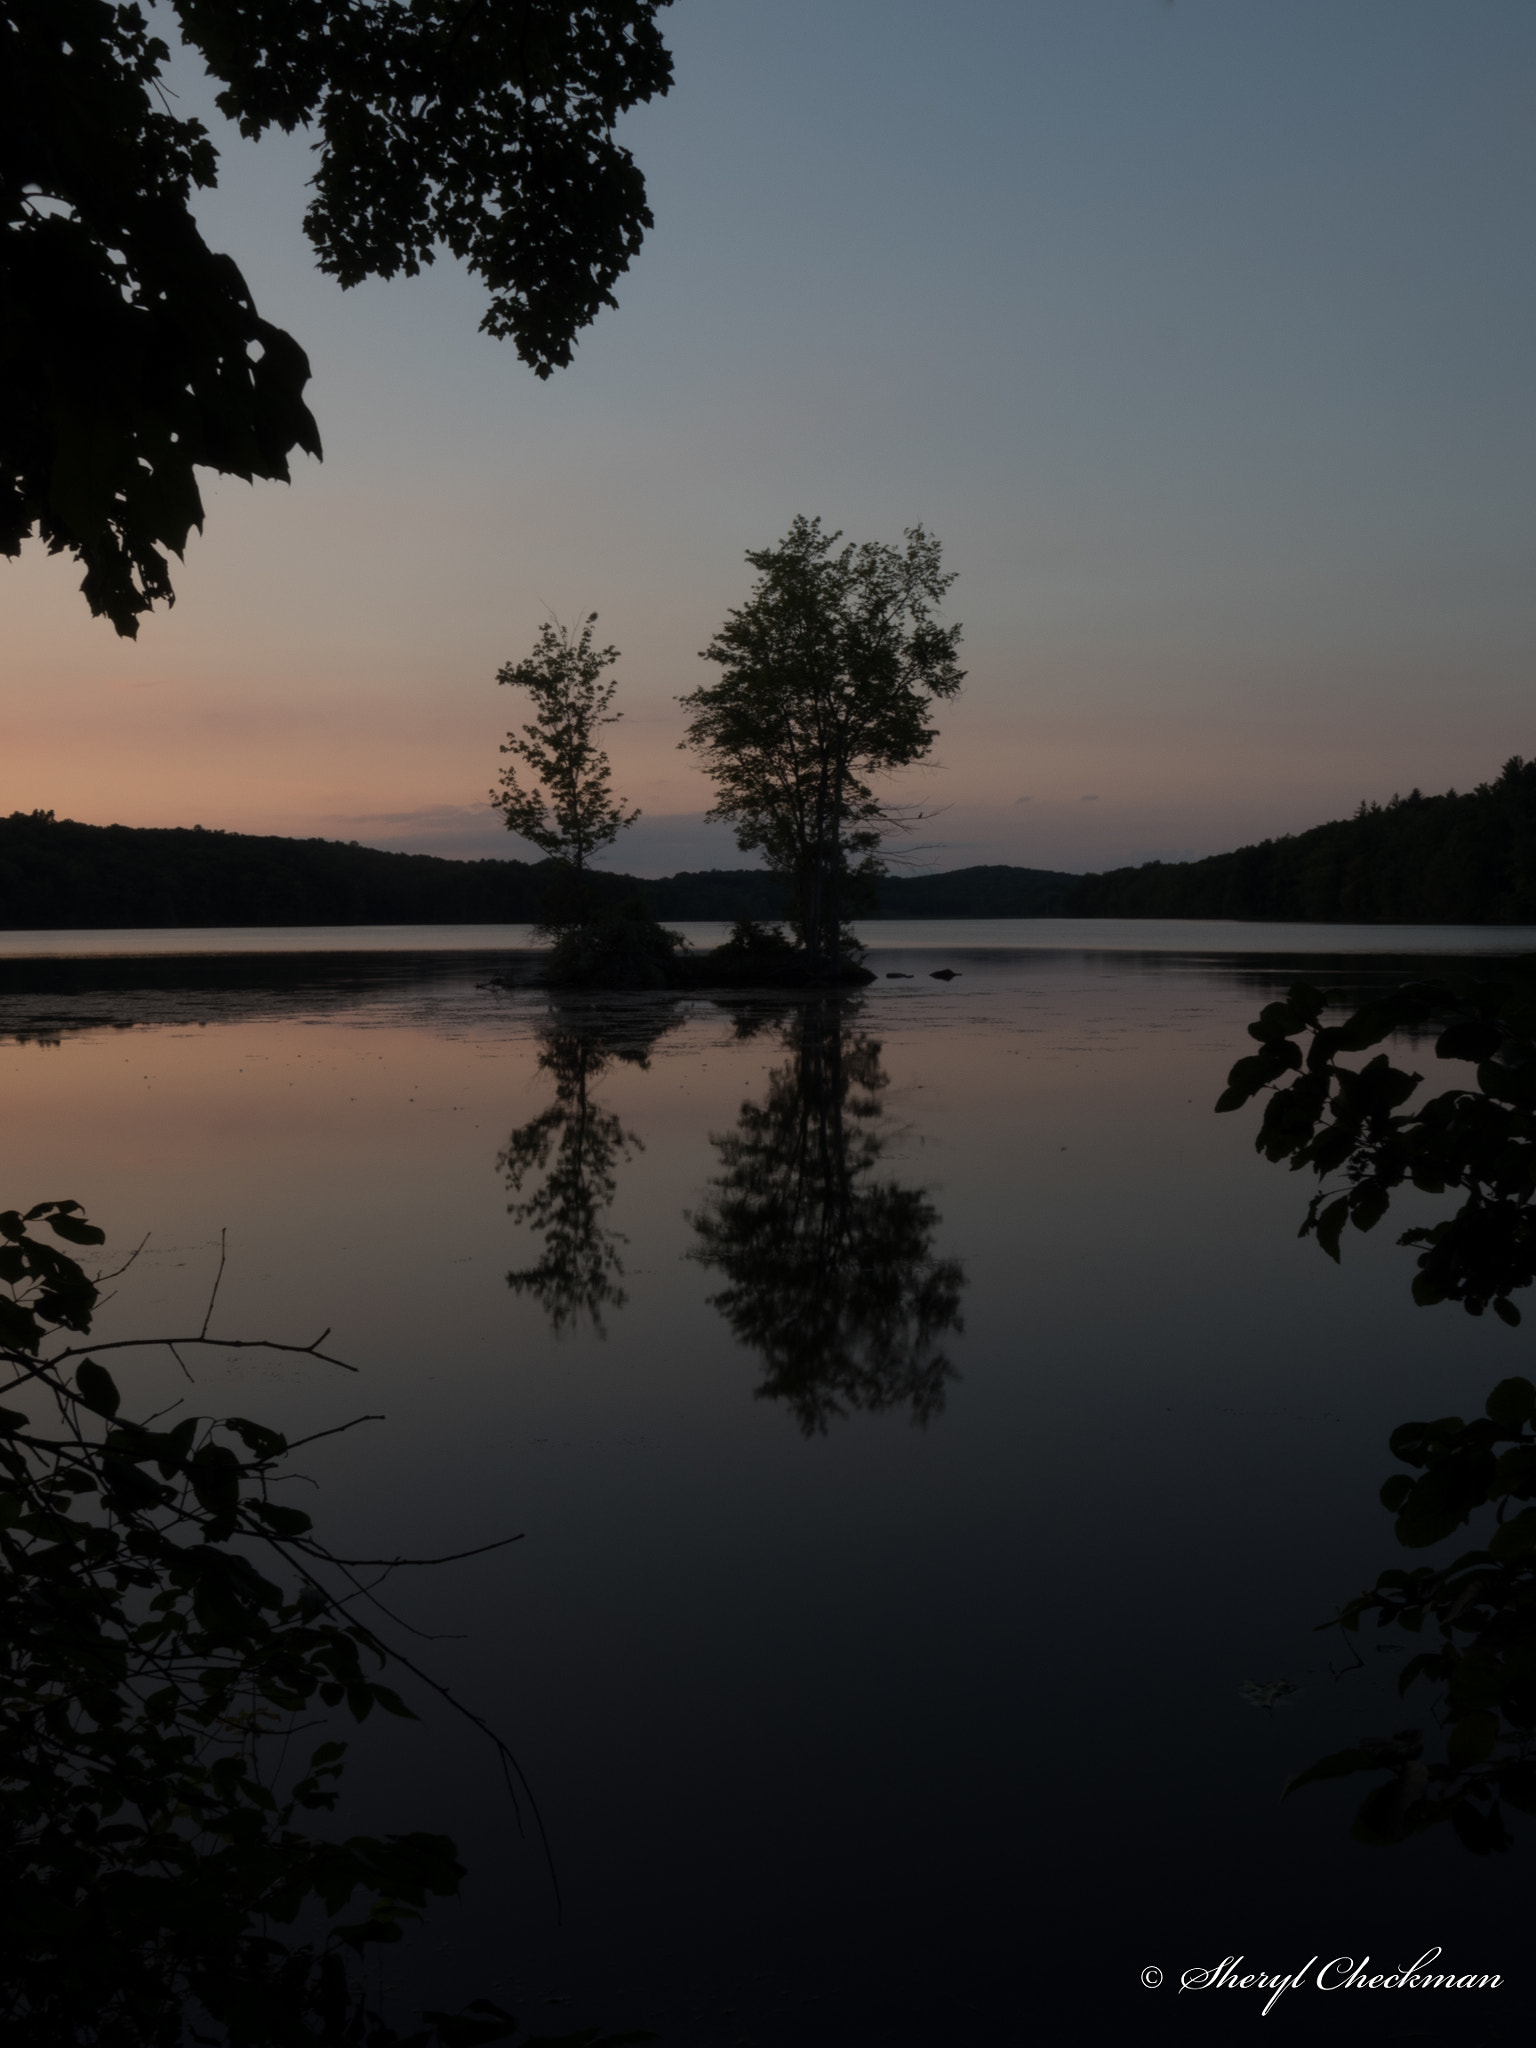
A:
645 863 1079 922
0 815 548 929
0 812 1079 930
1063 758 1536 924
10 768 1535 932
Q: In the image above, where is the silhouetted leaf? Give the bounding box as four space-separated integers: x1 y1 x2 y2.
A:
47 1211 107 1246
75 1358 120 1417
1312 1196 1350 1263
252 1501 314 1538
1447 1712 1499 1768
1498 1762 1536 1815
1281 1746 1387 1799
225 1416 289 1460
1349 1768 1427 1847
419 1998 521 2046
1486 1377 1536 1425
1450 1798 1513 1854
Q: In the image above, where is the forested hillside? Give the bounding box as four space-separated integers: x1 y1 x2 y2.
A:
0 814 548 927
1065 758 1536 924
0 812 1078 929
10 766 1536 932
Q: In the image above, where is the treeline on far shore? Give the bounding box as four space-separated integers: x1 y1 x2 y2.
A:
1068 757 1536 924
7 758 1536 931
0 812 1076 930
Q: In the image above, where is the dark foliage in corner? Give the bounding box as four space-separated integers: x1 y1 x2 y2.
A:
1281 1376 1536 1854
0 1196 649 2045
1225 972 1536 1852
3 0 673 632
1070 756 1536 923
1217 969 1536 1323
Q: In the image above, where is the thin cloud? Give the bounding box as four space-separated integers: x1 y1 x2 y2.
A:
327 804 494 829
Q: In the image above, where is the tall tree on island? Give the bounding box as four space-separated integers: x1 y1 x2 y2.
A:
492 613 639 924
681 517 965 975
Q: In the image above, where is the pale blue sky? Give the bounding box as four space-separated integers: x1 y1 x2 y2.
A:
5 0 1534 874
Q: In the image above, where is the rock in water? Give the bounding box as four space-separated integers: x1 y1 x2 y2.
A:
929 968 960 981
885 971 914 979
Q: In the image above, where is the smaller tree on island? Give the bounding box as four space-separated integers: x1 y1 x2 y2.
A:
681 516 965 975
491 613 639 927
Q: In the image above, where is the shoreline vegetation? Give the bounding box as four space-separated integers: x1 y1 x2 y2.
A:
5 756 1536 937
0 811 1073 932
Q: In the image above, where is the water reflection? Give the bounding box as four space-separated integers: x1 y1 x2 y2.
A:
498 1001 681 1335
691 1001 964 1433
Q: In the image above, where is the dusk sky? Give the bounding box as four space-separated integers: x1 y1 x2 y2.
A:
5 0 1535 877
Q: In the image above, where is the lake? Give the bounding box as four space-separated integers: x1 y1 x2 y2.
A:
6 920 1535 2045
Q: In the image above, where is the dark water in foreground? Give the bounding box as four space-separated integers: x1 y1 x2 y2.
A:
5 921 1536 2045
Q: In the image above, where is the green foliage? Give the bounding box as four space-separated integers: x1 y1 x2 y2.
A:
492 617 640 895
1281 1377 1536 1855
690 1003 964 1432
543 899 687 989
0 1199 606 2045
680 517 965 974
1217 969 1536 1321
715 917 796 959
4 1 673 633
1069 756 1536 922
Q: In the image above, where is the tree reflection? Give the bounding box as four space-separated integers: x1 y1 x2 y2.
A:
499 1002 678 1335
691 1001 964 1432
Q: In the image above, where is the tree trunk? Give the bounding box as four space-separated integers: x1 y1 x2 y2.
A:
821 746 850 975
805 863 823 971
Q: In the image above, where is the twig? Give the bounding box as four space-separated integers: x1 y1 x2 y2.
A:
46 1334 357 1373
93 1233 152 1287
281 1416 387 1454
264 1539 564 1923
320 1536 525 1569
200 1228 228 1339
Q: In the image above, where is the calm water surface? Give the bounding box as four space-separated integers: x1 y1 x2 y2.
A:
5 921 1535 2044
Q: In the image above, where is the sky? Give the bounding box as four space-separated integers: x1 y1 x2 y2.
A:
4 0 1535 877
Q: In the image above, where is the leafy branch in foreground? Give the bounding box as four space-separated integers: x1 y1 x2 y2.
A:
1281 1375 1536 1854
1216 973 1536 1322
0 1199 648 2047
1221 975 1536 1854
6 1 673 633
